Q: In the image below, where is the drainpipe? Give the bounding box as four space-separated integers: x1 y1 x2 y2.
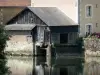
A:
78 0 81 37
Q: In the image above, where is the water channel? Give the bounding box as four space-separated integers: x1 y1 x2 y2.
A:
1 56 100 75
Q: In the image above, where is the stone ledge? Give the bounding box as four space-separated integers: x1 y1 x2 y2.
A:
4 51 33 56
85 50 100 57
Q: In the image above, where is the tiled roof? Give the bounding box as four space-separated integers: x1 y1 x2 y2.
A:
6 7 78 26
28 7 78 26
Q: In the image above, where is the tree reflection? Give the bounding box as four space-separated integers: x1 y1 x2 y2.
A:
0 54 11 75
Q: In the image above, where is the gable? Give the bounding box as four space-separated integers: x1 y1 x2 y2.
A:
7 8 46 25
7 7 78 26
28 7 77 26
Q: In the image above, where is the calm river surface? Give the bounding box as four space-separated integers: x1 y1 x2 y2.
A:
4 56 100 75
7 56 33 75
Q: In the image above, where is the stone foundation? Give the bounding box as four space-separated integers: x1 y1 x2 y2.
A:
84 37 100 56
85 50 100 57
4 41 33 56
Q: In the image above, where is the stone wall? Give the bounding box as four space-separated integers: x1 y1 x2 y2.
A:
84 37 100 56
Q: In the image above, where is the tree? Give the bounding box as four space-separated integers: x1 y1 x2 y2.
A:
0 11 11 75
0 25 9 57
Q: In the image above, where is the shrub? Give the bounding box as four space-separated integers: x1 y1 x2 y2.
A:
0 25 9 54
0 25 11 75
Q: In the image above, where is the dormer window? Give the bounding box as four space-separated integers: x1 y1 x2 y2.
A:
86 5 93 17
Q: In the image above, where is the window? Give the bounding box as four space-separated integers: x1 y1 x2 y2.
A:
85 24 93 35
60 33 68 44
86 5 93 17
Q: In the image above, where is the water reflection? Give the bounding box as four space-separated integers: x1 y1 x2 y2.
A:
51 56 84 75
7 56 33 75
0 55 11 75
5 56 100 75
34 56 84 75
84 57 100 75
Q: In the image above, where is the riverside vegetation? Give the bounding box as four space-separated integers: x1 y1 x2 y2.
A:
0 25 11 75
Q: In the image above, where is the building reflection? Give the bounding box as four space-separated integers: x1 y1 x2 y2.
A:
84 57 100 75
51 56 84 75
34 56 84 75
7 56 33 75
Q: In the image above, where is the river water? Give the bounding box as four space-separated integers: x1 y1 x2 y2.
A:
6 56 33 75
2 56 100 75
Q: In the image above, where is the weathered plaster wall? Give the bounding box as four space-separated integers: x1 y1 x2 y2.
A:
5 31 33 55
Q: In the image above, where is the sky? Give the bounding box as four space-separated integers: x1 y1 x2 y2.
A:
33 0 78 23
